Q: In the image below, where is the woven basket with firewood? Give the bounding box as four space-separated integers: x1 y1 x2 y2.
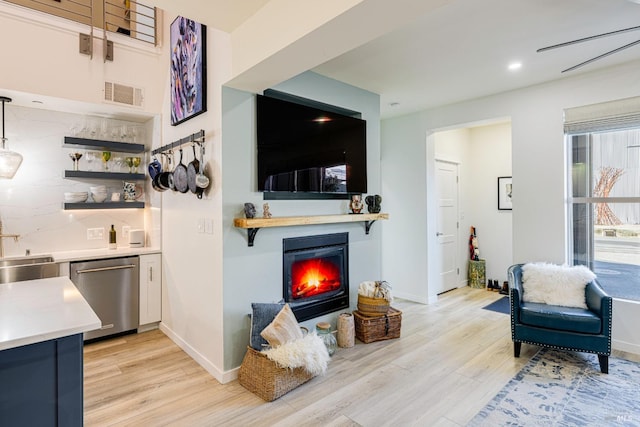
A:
357 281 393 317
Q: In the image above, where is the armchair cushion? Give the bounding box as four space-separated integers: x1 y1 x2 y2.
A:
520 302 602 334
521 262 596 309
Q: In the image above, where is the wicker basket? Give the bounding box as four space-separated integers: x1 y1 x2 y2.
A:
353 308 402 343
238 346 315 402
357 294 391 317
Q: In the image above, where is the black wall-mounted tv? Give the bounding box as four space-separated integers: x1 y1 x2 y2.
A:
256 92 367 199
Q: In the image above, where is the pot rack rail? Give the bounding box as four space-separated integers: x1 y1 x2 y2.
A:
151 129 205 156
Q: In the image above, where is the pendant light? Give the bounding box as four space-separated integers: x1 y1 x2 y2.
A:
0 96 22 179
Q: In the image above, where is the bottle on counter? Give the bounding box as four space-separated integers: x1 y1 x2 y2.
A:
109 224 117 250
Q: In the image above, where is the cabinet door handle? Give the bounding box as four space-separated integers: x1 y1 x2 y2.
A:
76 264 136 274
149 266 153 282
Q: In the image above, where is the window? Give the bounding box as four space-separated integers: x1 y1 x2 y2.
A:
567 128 640 300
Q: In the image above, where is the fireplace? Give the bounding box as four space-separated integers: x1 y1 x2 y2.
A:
283 233 349 322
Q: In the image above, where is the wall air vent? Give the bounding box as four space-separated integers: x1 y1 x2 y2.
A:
104 82 144 108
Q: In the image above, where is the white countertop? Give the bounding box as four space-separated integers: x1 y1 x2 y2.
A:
0 276 101 351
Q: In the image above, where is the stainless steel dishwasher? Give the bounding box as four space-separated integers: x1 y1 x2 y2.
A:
70 256 139 341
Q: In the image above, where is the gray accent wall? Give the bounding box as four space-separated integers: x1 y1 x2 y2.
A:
222 72 381 370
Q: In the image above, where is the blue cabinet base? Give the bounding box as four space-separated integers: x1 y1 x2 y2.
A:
0 334 84 426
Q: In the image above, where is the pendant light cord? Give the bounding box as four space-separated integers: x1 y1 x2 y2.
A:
0 96 9 149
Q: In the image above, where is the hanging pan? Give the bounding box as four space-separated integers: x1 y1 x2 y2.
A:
187 144 200 194
173 148 189 193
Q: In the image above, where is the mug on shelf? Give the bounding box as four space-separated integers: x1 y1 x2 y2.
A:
123 181 143 201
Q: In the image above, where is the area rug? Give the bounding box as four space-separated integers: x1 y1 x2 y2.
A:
482 296 509 314
468 348 640 426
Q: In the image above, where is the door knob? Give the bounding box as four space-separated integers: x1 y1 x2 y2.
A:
436 232 444 236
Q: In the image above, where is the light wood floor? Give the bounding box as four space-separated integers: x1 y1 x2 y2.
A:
82 286 620 426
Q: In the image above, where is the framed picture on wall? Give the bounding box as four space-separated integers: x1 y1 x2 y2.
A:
498 176 513 210
170 16 207 126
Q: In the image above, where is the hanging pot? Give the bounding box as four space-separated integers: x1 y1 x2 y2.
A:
187 144 200 194
156 152 172 191
148 156 162 180
195 143 210 199
173 148 189 193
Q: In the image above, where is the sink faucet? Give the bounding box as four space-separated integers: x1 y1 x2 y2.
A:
0 219 20 258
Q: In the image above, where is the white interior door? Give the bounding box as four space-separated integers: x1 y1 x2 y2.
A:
435 160 459 294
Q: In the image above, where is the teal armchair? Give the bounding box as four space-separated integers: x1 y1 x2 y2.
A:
508 263 612 373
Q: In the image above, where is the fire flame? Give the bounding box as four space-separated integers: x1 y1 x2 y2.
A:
291 258 341 299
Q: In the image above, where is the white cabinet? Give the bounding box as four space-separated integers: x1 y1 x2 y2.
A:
139 254 161 326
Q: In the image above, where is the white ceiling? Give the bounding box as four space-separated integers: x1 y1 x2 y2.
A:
165 0 640 119
312 0 640 118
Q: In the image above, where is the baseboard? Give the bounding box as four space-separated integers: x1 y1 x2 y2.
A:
159 323 239 384
393 290 429 304
612 338 640 356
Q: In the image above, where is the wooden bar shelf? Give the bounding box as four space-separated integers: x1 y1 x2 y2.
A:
233 213 389 247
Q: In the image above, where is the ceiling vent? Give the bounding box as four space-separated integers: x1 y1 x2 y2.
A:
104 82 144 108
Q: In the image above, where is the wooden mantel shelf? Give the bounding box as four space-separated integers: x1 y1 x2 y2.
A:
233 213 389 247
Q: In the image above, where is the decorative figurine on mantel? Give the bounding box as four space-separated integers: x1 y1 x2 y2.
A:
365 195 382 213
350 194 364 214
244 203 256 218
263 202 272 219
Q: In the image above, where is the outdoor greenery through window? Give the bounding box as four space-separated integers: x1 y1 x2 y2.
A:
568 128 640 301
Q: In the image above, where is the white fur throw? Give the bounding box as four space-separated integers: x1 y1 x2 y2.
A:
262 332 330 376
522 263 596 309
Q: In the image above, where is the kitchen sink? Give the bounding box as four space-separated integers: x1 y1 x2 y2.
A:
0 255 58 284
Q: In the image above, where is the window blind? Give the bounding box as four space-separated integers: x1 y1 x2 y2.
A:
564 95 640 134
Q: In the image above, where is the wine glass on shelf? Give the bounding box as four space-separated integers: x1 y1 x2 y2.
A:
101 151 112 171
125 156 134 173
69 152 82 171
112 156 124 173
132 156 141 173
85 151 97 171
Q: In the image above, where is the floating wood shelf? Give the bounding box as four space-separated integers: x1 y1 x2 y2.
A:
233 213 389 247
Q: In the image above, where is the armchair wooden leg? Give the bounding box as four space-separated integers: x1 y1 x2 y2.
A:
597 355 609 374
514 341 521 357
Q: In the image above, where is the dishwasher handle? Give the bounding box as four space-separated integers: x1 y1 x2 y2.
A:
75 264 137 274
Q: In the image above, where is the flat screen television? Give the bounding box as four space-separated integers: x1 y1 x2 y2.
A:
256 93 367 199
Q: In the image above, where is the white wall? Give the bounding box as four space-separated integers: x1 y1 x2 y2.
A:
157 17 230 381
381 59 640 352
222 71 382 371
466 123 512 282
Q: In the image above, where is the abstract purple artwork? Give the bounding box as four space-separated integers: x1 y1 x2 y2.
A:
170 16 207 126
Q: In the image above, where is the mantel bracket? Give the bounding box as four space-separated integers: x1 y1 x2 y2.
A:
365 220 377 234
247 228 260 247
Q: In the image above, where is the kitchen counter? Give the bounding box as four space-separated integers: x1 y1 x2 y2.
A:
0 276 101 351
47 246 161 263
0 276 101 425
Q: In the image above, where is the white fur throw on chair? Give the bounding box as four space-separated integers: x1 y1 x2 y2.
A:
262 332 330 376
522 262 596 309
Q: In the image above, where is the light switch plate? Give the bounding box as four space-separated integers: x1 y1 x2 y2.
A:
197 218 205 233
122 226 131 241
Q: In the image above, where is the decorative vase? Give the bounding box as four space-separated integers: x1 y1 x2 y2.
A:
337 313 355 348
316 322 337 356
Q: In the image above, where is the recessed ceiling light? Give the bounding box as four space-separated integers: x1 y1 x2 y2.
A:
508 62 522 71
